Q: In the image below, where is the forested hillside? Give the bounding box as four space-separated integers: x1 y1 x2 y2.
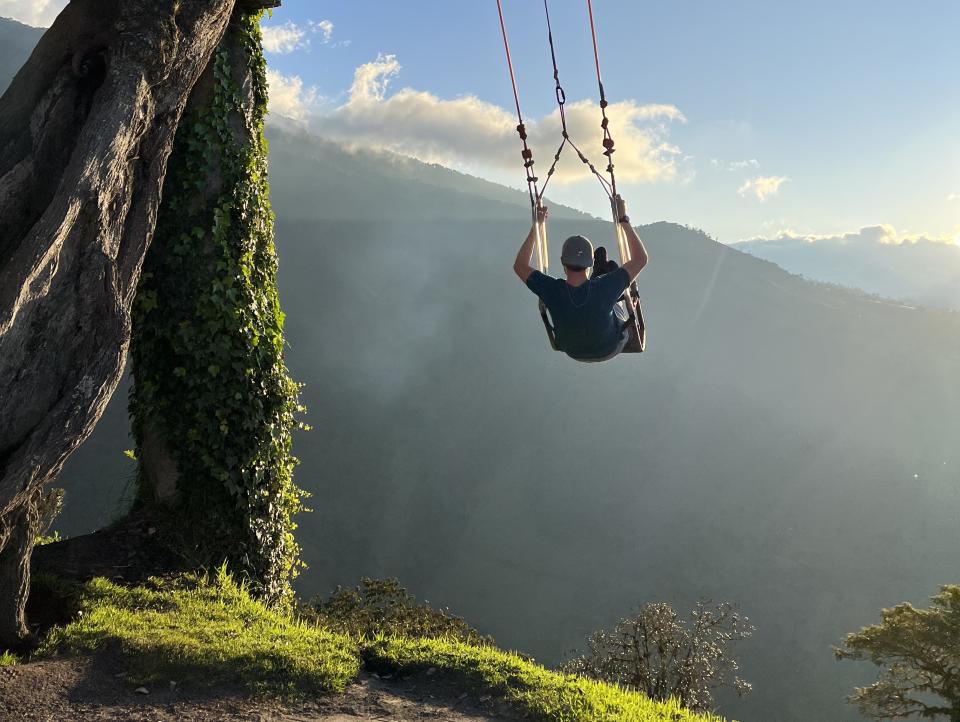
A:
55 128 960 722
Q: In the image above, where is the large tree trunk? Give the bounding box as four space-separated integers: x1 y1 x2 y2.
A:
129 11 304 603
37 9 302 603
0 0 241 650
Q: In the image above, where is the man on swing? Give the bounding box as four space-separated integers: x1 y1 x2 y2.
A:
513 195 648 362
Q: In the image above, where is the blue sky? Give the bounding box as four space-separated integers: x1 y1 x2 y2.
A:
263 0 960 244
10 0 960 244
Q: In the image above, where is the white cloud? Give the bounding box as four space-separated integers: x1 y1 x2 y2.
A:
302 54 685 185
261 21 307 54
261 18 336 54
0 0 66 26
738 175 788 201
741 224 960 247
266 69 319 123
729 159 760 171
948 192 959 202
311 19 334 42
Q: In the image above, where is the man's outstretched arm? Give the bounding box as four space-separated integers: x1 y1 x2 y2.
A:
513 205 548 283
615 196 649 281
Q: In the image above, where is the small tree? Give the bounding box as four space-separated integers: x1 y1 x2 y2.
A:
564 600 754 713
835 585 960 722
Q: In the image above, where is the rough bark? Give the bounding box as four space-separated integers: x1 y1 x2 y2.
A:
0 0 241 649
0 488 57 649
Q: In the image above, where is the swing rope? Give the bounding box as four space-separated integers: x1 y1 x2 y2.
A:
496 0 549 273
496 0 645 353
496 0 632 267
586 0 618 200
584 0 631 262
495 0 540 217
537 0 614 203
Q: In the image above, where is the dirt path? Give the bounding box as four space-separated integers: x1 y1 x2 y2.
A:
0 655 524 722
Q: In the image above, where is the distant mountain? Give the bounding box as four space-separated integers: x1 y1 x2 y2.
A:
0 17 43 91
736 228 960 310
267 125 592 223
5 16 960 722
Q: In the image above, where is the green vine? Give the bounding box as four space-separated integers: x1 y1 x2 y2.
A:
130 13 305 602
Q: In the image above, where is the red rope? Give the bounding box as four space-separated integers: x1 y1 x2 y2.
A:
496 0 540 215
586 0 605 100
496 0 524 125
586 0 618 202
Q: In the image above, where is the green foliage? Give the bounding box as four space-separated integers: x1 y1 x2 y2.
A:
305 577 491 644
564 601 753 713
38 569 358 694
129 13 304 601
835 585 960 721
367 637 726 722
0 651 17 666
34 531 61 546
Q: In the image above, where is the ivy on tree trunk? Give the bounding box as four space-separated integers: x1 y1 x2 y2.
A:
129 12 305 603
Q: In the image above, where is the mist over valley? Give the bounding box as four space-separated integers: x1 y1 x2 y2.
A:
55 127 960 722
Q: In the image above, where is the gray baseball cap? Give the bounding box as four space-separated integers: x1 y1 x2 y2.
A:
561 235 594 269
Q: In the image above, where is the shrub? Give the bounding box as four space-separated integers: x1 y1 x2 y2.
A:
564 600 753 713
305 577 491 644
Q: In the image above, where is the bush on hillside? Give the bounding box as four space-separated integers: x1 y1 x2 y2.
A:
306 577 491 644
564 600 753 713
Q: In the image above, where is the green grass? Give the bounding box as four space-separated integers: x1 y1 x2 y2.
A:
366 636 726 722
34 531 62 546
37 568 359 693
0 651 17 666
35 573 727 721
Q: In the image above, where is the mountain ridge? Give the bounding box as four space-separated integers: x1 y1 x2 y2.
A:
0 15 43 91
737 232 960 311
267 125 594 223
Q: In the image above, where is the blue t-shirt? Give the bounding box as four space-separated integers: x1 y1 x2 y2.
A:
526 268 630 359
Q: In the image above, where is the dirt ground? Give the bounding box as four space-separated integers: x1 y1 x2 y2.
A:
0 653 525 722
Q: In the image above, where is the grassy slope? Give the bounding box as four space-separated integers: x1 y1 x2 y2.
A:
34 573 725 722
368 637 724 722
38 571 359 694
